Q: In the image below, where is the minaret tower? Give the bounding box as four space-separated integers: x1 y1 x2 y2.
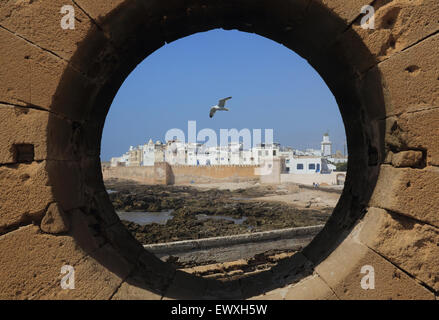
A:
321 132 332 157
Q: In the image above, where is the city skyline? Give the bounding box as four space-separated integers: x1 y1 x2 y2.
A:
110 131 346 168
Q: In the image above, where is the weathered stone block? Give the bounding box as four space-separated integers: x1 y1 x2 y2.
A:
282 0 374 60
111 250 176 299
0 225 88 299
336 0 439 74
391 150 424 168
68 209 105 254
0 28 31 106
0 0 107 72
376 33 439 116
0 105 75 164
46 160 85 211
74 0 127 21
0 162 53 231
0 28 98 121
104 223 143 265
38 253 124 300
316 0 374 24
370 165 439 227
75 0 152 48
386 108 439 166
269 252 314 288
315 236 434 299
40 202 70 234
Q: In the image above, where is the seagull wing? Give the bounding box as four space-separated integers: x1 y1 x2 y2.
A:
209 107 217 118
218 97 232 108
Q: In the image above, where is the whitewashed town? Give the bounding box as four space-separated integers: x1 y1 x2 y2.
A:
110 133 347 175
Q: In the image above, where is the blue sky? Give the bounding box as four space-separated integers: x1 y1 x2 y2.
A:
101 29 346 161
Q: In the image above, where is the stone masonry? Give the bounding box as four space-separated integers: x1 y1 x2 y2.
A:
0 0 438 299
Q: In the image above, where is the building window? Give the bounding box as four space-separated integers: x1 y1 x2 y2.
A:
273 150 277 156
309 164 316 170
297 164 304 170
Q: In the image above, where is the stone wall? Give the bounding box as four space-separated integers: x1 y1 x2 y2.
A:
145 225 324 265
171 164 258 184
102 163 259 185
102 165 156 184
280 172 343 186
0 0 438 300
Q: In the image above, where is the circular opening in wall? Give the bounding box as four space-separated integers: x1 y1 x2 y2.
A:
44 0 386 299
101 29 348 281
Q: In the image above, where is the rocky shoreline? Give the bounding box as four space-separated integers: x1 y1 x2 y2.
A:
105 179 334 245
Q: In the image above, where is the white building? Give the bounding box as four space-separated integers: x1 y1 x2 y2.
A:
140 140 165 166
141 140 156 166
165 140 187 165
110 152 130 167
284 156 337 174
109 132 345 173
286 156 323 174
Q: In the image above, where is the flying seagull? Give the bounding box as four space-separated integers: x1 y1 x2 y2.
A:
209 97 232 118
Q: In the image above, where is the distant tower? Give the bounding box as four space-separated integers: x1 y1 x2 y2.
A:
321 133 332 157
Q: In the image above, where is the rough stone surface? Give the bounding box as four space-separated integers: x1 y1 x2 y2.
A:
386 109 439 166
337 0 439 74
370 165 439 227
0 105 74 164
0 161 53 232
315 236 434 299
0 25 97 120
0 225 88 299
38 254 125 300
376 33 439 117
40 202 70 234
0 0 437 300
391 150 424 168
0 0 108 73
74 0 127 21
358 208 439 292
